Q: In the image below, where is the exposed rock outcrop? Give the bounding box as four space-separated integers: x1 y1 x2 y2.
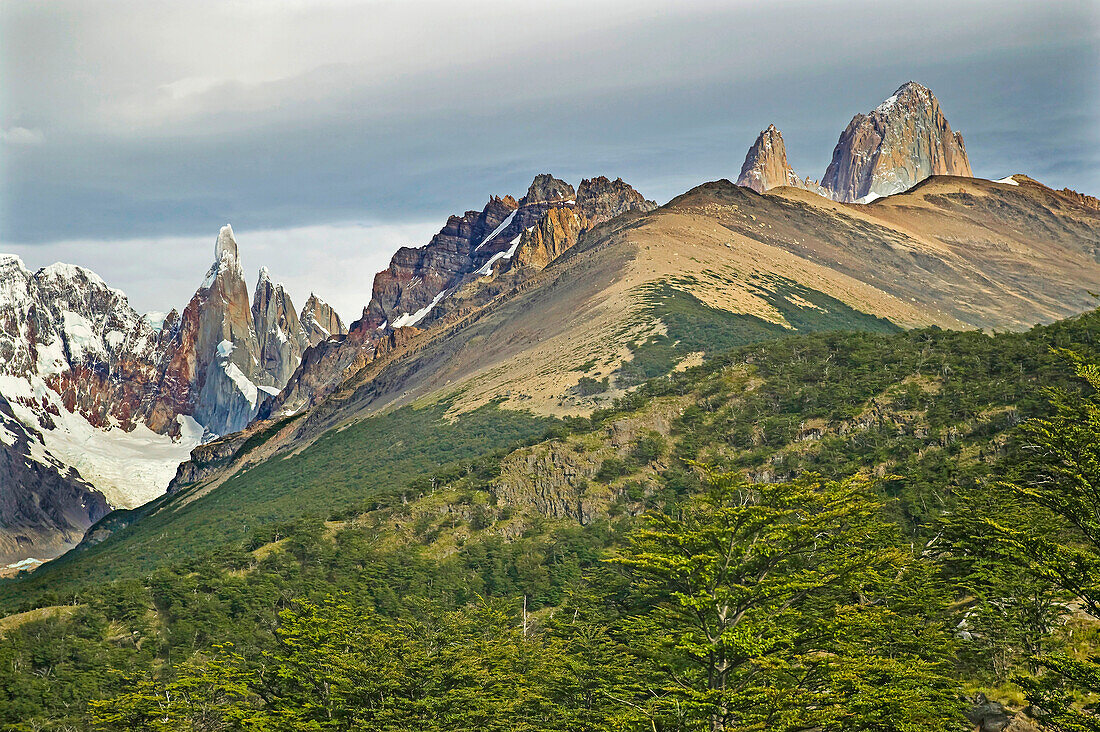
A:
821 81 972 202
0 392 110 567
492 440 604 525
523 173 575 206
362 195 520 331
737 124 805 194
252 267 309 387
510 206 588 270
266 173 656 420
575 176 657 226
966 694 1038 732
300 294 347 346
1056 186 1100 211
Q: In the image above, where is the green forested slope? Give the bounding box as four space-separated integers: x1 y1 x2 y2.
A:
2 310 1100 730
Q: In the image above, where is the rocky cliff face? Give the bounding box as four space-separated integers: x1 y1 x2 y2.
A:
736 124 806 194
162 225 277 437
575 176 657 226
0 225 337 564
357 175 576 336
510 206 588 270
300 294 347 346
253 268 310 387
821 81 972 202
0 254 203 512
0 392 111 568
0 256 173 431
266 173 656 419
362 195 520 332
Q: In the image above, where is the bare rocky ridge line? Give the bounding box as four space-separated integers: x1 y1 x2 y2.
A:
265 173 657 418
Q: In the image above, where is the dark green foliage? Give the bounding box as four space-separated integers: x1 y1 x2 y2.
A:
0 400 552 604
5 309 1100 728
577 375 610 396
596 457 629 482
611 469 963 731
966 352 1100 730
631 431 666 464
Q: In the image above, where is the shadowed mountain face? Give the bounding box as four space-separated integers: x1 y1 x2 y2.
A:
0 393 110 569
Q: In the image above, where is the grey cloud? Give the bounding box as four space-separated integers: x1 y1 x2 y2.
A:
0 0 1097 308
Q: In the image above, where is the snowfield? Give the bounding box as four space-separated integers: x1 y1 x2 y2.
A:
0 373 204 509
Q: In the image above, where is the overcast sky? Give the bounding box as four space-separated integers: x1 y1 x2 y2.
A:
1 0 1097 319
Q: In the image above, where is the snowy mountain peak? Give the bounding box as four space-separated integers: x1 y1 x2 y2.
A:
0 253 29 275
202 224 245 289
39 261 126 302
143 311 169 331
821 81 972 202
0 255 31 304
215 224 240 268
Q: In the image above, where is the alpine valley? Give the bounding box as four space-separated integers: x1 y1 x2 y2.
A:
3 80 1100 731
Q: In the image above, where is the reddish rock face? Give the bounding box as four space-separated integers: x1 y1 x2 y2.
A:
363 195 520 331
270 173 657 419
821 81 972 202
157 225 277 437
511 206 588 270
0 255 177 433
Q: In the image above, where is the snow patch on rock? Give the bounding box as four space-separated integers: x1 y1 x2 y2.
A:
474 210 516 252
392 289 446 328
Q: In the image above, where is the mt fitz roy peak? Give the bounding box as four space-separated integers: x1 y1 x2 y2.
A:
736 82 972 202
821 81 972 202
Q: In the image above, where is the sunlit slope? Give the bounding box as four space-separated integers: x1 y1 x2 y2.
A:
297 174 1100 434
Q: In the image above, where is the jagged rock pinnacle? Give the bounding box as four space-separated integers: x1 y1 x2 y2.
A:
821 82 972 203
736 124 802 193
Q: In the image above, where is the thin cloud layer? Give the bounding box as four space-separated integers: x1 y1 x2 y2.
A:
2 221 440 320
